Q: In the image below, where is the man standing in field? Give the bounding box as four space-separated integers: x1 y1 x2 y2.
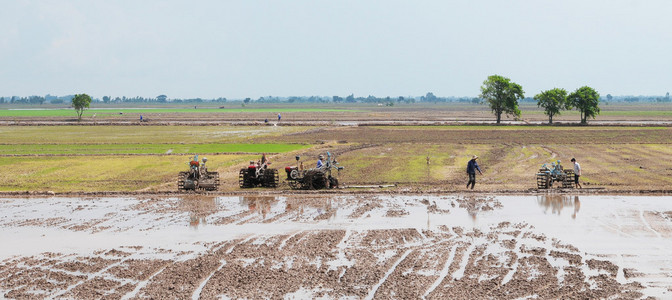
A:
571 158 582 188
466 155 483 189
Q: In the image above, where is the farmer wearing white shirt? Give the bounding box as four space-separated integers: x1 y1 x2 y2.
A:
571 158 582 189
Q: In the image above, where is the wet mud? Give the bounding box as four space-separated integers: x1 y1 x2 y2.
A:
1 194 671 299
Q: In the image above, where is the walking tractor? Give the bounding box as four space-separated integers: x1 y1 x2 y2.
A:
178 155 220 191
285 152 343 190
536 160 574 189
239 154 279 188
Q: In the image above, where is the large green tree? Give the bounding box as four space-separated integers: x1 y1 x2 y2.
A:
72 93 92 121
479 75 524 124
534 88 569 124
568 86 600 124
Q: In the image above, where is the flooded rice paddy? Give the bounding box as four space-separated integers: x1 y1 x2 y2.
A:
1 194 671 299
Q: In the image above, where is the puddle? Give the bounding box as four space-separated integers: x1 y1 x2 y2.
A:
1 194 671 298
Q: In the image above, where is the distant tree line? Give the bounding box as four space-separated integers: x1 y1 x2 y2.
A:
601 93 670 103
0 95 69 105
98 95 228 104
0 93 488 105
1 91 669 106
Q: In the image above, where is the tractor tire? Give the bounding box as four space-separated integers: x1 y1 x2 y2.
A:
536 173 549 189
562 170 575 188
177 171 188 191
239 169 253 188
209 171 220 191
328 176 339 188
262 169 279 188
302 170 327 190
311 174 328 190
288 179 301 190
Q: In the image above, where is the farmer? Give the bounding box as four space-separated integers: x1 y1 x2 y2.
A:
571 158 582 188
316 154 324 169
466 155 483 189
277 113 281 121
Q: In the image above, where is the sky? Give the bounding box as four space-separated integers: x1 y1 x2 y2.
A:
1 0 671 99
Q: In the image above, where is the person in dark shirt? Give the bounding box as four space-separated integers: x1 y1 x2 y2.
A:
466 155 483 189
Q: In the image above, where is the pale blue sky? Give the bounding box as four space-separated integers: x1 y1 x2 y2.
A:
1 0 670 99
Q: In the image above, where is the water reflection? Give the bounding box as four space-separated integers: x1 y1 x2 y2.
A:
282 197 334 220
180 195 221 228
239 196 277 219
536 195 581 218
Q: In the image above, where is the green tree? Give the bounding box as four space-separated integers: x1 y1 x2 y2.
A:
424 92 437 102
534 88 568 124
72 93 92 121
479 75 524 124
568 86 600 124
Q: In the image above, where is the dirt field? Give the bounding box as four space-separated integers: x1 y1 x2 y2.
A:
249 126 672 192
1 194 670 299
0 125 671 193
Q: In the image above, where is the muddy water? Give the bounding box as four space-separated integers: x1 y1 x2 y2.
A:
1 194 671 299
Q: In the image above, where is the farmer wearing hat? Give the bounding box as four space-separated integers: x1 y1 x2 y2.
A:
466 155 483 189
316 154 325 169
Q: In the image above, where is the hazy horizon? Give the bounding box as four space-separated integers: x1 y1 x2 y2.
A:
2 1 671 99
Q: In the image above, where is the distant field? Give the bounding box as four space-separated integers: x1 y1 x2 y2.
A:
0 107 356 117
264 126 672 144
1 103 669 122
0 126 310 144
0 143 309 155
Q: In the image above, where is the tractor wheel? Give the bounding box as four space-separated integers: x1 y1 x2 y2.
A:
239 169 253 188
177 172 188 191
328 176 339 189
300 171 314 189
207 171 219 191
562 170 574 188
288 179 301 189
309 171 328 190
262 169 279 188
302 170 323 190
536 173 549 189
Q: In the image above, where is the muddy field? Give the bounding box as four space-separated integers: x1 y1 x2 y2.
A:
1 194 671 299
